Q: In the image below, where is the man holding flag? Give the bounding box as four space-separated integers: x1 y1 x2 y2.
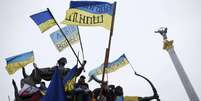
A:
41 57 86 101
5 51 44 100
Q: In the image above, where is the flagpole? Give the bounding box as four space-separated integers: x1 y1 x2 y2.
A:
75 51 79 82
101 1 117 84
155 27 200 101
77 27 85 60
97 2 116 100
47 8 82 65
125 56 137 74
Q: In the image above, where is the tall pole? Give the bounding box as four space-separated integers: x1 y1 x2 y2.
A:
155 27 200 101
77 27 85 60
97 2 117 101
47 8 82 65
101 1 117 84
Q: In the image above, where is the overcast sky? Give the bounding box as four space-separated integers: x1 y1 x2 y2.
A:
0 0 201 101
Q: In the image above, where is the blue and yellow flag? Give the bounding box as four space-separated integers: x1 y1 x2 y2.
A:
88 54 129 77
63 64 78 92
30 10 56 33
50 26 80 52
62 1 114 30
42 68 67 101
5 51 34 75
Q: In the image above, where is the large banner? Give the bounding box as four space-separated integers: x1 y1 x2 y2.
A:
62 1 114 30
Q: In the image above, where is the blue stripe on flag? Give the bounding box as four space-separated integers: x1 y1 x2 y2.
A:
42 68 67 101
30 10 53 25
50 26 78 43
6 51 34 64
107 54 127 68
70 1 113 15
63 64 78 84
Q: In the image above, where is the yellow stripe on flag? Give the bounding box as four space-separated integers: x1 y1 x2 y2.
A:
64 77 76 92
62 9 112 30
6 56 34 75
38 19 56 33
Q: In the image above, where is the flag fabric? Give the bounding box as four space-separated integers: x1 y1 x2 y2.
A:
124 96 139 101
30 10 56 33
62 1 114 30
50 26 80 52
63 64 78 92
5 51 34 75
88 54 129 77
64 77 76 92
18 83 39 97
42 68 67 101
115 96 124 101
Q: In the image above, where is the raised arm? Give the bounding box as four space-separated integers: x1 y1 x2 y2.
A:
12 79 18 97
75 60 87 77
22 67 28 78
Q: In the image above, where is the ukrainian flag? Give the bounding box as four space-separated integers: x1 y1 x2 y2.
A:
97 54 129 75
5 51 34 75
89 54 129 76
63 64 78 92
106 54 129 73
30 10 56 33
62 1 114 30
42 68 67 101
50 26 80 52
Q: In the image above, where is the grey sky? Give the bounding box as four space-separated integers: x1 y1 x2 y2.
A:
0 0 201 101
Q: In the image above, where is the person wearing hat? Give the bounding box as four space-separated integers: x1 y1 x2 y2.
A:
56 57 87 80
74 75 91 101
75 75 89 91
